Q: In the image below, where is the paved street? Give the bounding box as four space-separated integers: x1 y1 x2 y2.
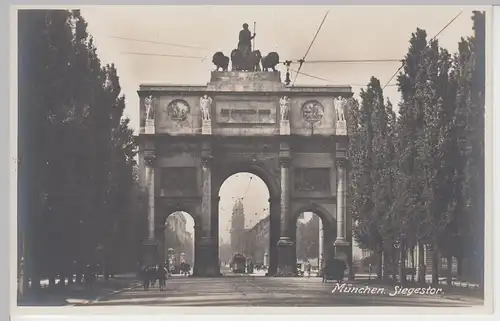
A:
83 273 484 307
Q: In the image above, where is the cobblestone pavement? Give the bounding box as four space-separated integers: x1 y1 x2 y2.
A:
83 273 484 307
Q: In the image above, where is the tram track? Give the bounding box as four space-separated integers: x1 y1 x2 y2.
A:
223 273 255 306
238 274 306 306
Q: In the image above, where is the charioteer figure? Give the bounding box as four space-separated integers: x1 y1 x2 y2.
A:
238 23 256 58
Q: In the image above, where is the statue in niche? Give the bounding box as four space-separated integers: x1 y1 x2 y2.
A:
334 97 345 122
279 96 291 121
200 95 212 121
145 95 155 120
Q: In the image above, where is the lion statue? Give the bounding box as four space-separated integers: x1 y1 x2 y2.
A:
212 52 229 71
261 52 280 72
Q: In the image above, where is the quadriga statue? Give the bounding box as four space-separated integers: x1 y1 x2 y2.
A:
231 49 262 71
231 49 243 71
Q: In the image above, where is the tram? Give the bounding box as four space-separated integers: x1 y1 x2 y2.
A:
231 253 246 273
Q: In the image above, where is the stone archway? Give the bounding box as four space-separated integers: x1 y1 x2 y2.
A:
159 211 196 275
137 70 353 277
213 164 280 275
155 202 203 275
291 205 336 274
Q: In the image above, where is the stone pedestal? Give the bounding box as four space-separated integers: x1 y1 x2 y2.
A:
196 236 219 277
202 120 212 135
142 239 159 266
279 120 290 135
334 239 350 278
145 119 155 134
276 237 295 276
335 121 347 136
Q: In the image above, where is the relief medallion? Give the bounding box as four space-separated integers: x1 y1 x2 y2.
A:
301 100 324 124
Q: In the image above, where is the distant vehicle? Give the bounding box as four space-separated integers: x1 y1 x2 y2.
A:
296 263 305 276
311 266 320 277
322 259 347 283
231 253 246 273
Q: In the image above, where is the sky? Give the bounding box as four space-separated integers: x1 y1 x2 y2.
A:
79 5 483 241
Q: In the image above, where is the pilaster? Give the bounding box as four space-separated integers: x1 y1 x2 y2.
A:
196 143 219 276
266 196 280 276
334 157 352 279
142 149 158 266
276 144 295 276
334 158 348 245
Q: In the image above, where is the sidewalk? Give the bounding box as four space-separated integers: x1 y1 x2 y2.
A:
18 273 141 306
352 274 484 302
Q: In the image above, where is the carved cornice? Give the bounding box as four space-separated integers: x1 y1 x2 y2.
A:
291 195 337 203
201 155 213 167
335 158 348 169
144 151 156 166
279 145 291 168
279 157 291 168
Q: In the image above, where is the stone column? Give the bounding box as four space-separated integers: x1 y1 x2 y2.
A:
335 159 347 243
319 218 324 267
267 196 280 276
142 151 158 266
198 153 218 276
147 165 155 240
334 158 351 278
277 149 294 275
212 196 222 276
156 225 166 265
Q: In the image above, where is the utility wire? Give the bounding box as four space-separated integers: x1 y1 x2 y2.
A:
241 177 253 201
290 68 398 87
121 51 206 60
283 59 402 64
110 36 210 50
292 10 330 87
382 10 463 90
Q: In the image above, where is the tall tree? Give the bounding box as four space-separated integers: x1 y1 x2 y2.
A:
352 78 383 258
394 28 429 283
18 9 139 293
448 11 485 286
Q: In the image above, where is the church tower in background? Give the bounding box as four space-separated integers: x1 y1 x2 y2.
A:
230 199 245 254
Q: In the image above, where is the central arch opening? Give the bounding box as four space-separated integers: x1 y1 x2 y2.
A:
218 172 270 276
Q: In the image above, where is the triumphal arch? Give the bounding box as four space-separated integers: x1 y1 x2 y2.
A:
137 34 354 277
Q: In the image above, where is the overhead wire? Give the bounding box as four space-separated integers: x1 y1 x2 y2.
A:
382 10 463 90
283 58 402 64
292 10 330 87
290 68 398 87
241 176 253 201
121 51 206 60
109 35 210 50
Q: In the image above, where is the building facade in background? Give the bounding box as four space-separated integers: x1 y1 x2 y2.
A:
243 216 270 263
164 212 194 264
